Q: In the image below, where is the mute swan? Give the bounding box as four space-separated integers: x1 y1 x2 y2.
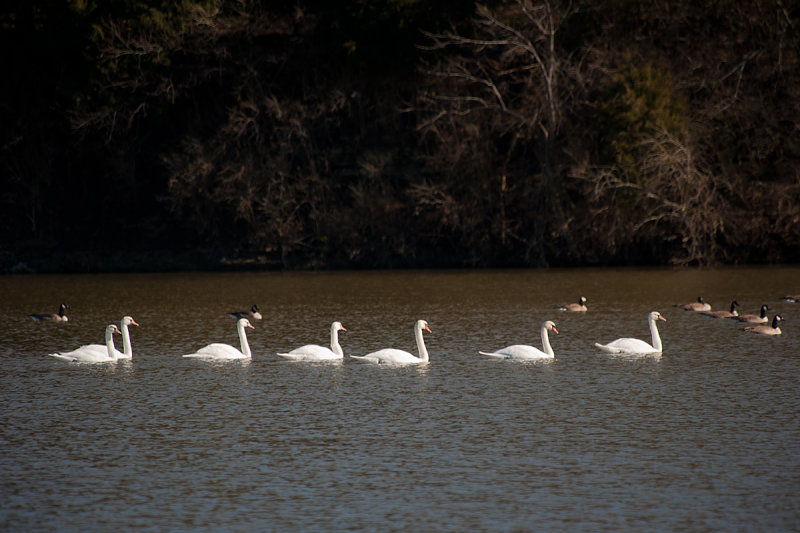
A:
75 316 139 359
49 324 121 363
351 320 431 365
479 320 558 359
701 300 739 319
595 311 666 355
277 321 347 361
112 316 140 360
229 304 262 320
184 318 254 359
744 315 782 335
734 304 770 323
557 297 587 312
31 303 70 322
674 297 711 311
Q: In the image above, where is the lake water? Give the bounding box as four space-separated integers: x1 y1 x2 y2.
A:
1 267 799 531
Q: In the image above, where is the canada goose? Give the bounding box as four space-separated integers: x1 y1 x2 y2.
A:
734 304 770 323
744 315 782 335
701 300 739 319
30 303 70 322
557 296 588 312
674 297 711 311
228 304 262 320
783 294 800 303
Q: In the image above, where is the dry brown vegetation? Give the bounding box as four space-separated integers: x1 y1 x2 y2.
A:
1 0 798 271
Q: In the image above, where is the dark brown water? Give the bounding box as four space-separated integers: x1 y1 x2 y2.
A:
2 267 799 531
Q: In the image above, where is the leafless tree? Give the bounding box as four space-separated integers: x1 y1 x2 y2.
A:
416 0 579 263
571 127 730 265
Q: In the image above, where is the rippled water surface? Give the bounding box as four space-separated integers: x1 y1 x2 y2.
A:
2 267 799 531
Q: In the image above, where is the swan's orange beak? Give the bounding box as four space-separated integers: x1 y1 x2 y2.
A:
341 326 347 331
552 326 559 334
131 319 140 326
658 315 667 321
424 324 432 333
247 323 255 329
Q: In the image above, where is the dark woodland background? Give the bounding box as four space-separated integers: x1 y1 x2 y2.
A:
2 0 799 272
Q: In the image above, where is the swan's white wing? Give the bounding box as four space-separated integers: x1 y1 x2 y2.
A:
48 353 79 362
595 338 657 354
277 344 340 361
351 348 421 364
480 345 551 359
184 343 245 359
479 350 509 358
78 343 125 358
68 343 106 354
49 347 116 363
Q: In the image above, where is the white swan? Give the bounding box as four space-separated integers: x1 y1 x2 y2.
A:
31 303 70 322
75 316 139 359
480 320 559 360
277 321 347 361
594 311 666 355
110 316 139 359
183 318 254 360
49 324 122 363
351 320 431 365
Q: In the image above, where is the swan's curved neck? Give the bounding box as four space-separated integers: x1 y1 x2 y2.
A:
540 325 554 356
649 317 663 351
105 329 118 360
330 327 343 357
415 324 429 362
121 322 132 357
237 323 252 357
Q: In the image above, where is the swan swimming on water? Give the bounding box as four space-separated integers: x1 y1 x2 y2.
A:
109 316 139 359
183 318 254 360
71 316 139 359
351 320 431 365
49 324 122 363
594 311 666 355
277 321 347 361
479 320 559 360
